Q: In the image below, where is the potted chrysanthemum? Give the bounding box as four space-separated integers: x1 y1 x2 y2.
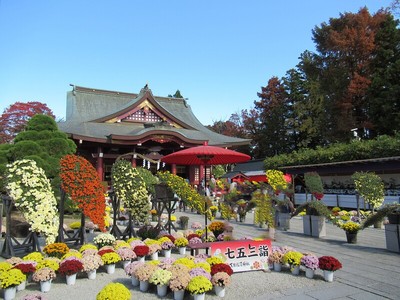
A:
186 275 213 300
174 237 189 255
282 251 303 275
124 261 145 287
81 253 103 279
0 268 26 300
159 236 174 258
100 251 121 274
93 233 116 248
301 255 319 279
268 246 284 271
32 267 56 293
58 257 84 285
134 263 159 292
96 282 131 300
169 265 191 300
318 256 342 282
133 245 150 262
211 271 231 297
116 247 136 268
149 269 173 297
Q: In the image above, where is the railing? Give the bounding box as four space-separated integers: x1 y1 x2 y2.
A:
291 193 400 209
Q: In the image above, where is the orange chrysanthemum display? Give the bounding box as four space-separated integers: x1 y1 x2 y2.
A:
60 154 106 231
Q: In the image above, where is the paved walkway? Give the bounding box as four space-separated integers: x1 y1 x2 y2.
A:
175 209 400 300
1 210 399 300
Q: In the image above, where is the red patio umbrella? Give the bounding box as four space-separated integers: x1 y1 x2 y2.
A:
161 141 251 166
161 141 251 239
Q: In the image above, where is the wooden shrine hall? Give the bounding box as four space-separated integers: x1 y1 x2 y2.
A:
58 84 250 185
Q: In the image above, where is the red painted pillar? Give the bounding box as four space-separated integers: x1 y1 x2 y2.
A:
171 164 177 175
96 147 104 181
131 155 137 167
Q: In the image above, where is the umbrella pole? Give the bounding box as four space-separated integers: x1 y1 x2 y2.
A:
204 165 208 255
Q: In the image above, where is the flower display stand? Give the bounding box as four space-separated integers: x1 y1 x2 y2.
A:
3 286 16 300
278 213 291 230
87 270 97 280
106 264 116 274
214 285 226 297
305 268 315 279
131 275 139 287
346 232 357 244
139 280 149 292
303 215 326 237
40 280 52 293
66 273 77 285
384 224 400 253
174 290 185 300
157 284 168 297
323 270 334 282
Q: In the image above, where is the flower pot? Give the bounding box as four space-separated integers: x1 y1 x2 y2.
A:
40 280 52 293
139 280 149 292
291 265 300 275
138 256 145 262
66 273 77 285
179 247 187 255
374 221 383 229
16 280 27 291
131 275 140 287
106 264 116 274
87 270 97 280
305 268 315 279
88 228 94 234
163 249 171 258
323 270 334 282
193 293 206 300
346 231 358 244
157 284 168 297
388 213 400 224
174 289 185 300
122 260 130 269
215 285 226 297
3 286 16 300
273 262 282 272
311 215 326 237
151 252 159 260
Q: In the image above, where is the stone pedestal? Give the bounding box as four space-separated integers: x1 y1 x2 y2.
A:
385 224 400 253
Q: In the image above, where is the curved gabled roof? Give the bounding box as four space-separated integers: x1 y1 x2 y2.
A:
58 84 251 147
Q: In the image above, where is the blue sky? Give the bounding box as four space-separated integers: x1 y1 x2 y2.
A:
0 1 394 125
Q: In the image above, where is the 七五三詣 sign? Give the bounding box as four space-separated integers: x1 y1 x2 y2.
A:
210 240 271 272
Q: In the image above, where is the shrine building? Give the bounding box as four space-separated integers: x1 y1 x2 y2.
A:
58 84 251 185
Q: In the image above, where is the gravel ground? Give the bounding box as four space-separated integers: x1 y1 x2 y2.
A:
13 251 327 300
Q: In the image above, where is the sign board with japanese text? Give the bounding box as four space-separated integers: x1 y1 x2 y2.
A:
210 240 271 273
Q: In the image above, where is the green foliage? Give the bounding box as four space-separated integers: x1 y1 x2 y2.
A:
352 172 385 209
264 134 400 169
212 165 226 178
292 200 331 218
362 203 400 229
136 167 158 197
250 190 275 227
304 172 324 194
26 114 58 131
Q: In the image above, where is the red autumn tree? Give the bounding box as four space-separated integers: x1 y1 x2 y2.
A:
0 101 55 143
